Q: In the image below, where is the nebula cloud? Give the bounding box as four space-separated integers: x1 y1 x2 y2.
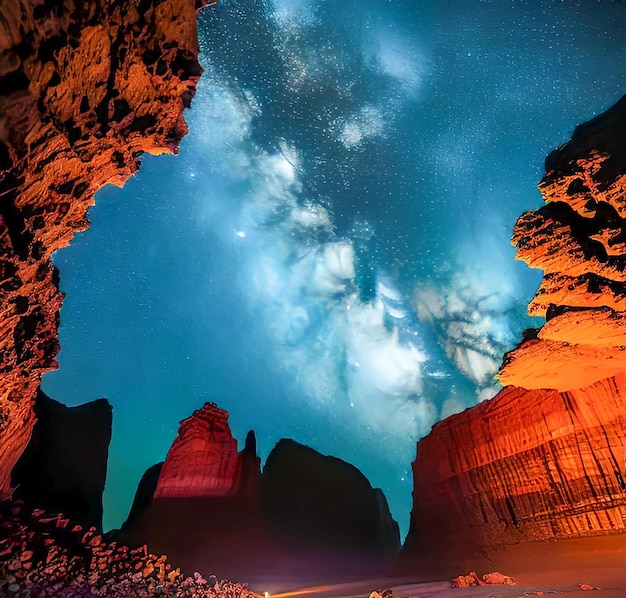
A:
190 73 443 443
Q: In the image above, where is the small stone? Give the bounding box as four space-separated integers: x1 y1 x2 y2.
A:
56 518 69 529
167 569 180 581
7 559 21 571
7 583 20 593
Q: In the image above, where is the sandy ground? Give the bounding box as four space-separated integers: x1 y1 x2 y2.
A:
245 536 626 598
248 574 623 598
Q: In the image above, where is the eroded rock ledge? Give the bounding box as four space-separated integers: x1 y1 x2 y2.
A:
0 0 212 497
401 94 626 575
499 94 626 391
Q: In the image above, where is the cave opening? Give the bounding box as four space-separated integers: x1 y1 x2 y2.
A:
37 0 626 551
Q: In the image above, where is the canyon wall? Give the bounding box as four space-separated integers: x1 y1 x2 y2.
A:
401 93 626 575
0 0 211 497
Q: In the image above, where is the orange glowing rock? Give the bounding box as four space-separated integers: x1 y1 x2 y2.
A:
498 336 626 392
0 0 211 497
401 376 626 574
500 94 626 391
538 308 626 345
526 273 626 317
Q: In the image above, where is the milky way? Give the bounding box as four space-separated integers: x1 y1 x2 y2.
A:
43 0 626 538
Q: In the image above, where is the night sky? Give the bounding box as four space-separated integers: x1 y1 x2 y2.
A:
42 0 626 539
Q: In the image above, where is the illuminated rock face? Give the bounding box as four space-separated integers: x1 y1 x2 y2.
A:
499 94 626 392
401 94 626 574
0 0 211 497
402 377 626 573
154 403 255 499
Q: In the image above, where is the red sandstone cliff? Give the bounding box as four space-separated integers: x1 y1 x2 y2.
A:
401 377 626 574
0 0 212 497
401 94 626 575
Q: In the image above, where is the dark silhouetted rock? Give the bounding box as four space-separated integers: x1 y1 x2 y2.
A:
121 462 163 533
11 390 112 532
261 439 400 576
119 404 400 583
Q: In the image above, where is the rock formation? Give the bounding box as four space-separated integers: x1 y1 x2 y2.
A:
261 439 400 577
499 94 626 391
400 93 626 576
0 0 212 499
119 403 400 582
0 500 257 598
154 403 250 499
117 403 272 583
120 462 164 534
11 390 112 532
401 377 626 574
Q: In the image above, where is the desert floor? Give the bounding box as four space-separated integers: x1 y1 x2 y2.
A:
246 536 626 598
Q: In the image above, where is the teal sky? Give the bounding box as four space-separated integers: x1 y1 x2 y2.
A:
43 0 626 539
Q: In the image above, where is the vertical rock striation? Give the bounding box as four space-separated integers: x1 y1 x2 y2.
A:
401 93 626 575
401 377 626 573
0 0 212 497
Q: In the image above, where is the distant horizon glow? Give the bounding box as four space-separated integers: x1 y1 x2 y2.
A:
43 0 626 540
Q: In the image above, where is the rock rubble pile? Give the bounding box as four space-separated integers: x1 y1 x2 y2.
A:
0 501 257 598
